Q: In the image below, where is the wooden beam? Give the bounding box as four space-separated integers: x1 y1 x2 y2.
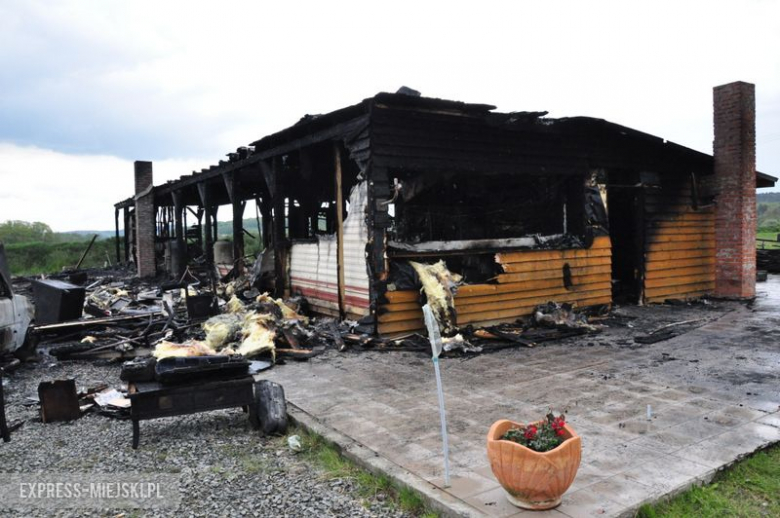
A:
114 208 121 264
334 142 346 319
172 190 186 277
270 158 286 297
197 183 215 265
122 207 130 262
223 172 245 272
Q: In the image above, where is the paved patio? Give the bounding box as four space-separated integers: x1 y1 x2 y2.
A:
267 276 780 517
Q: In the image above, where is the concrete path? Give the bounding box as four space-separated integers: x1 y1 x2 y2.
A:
268 276 780 517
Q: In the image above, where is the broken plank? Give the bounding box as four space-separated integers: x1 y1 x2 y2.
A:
456 288 612 315
32 313 162 332
497 264 611 283
496 247 611 264
645 249 712 262
383 290 420 303
644 282 714 299
646 212 714 223
456 280 612 307
646 240 714 252
646 225 716 235
644 273 715 289
378 301 422 312
644 265 715 280
500 256 611 273
458 274 610 297
458 295 613 325
378 309 427 323
377 318 425 334
645 256 715 270
646 232 715 244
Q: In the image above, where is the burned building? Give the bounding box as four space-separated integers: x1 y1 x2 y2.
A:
114 82 776 335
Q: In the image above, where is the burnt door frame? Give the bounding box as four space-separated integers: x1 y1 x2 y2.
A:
606 171 646 304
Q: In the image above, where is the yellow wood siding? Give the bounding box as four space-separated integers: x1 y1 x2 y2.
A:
378 236 613 335
643 185 716 303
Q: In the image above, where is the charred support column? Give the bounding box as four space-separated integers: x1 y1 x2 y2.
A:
197 183 215 265
223 172 245 273
334 143 346 319
123 207 131 262
260 200 272 249
713 81 756 299
134 161 156 277
171 190 186 278
114 208 121 264
260 159 285 296
366 164 391 333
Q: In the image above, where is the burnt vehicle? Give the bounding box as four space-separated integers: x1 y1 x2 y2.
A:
0 244 32 353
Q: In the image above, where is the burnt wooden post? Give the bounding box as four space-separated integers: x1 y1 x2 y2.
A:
212 206 219 245
271 159 287 297
334 143 346 319
197 183 215 265
223 172 245 273
123 207 131 262
366 163 391 334
114 208 121 264
259 198 272 249
172 190 186 277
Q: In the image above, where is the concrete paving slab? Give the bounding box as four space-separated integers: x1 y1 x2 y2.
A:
267 276 780 516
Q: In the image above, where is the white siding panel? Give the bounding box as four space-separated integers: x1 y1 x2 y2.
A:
290 182 370 316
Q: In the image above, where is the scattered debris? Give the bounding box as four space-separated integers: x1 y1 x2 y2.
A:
287 434 302 452
534 302 600 332
634 318 707 344
38 379 80 423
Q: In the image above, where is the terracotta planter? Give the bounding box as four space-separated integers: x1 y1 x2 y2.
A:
486 419 581 510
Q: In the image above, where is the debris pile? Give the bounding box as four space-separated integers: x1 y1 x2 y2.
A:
36 379 131 421
25 267 334 364
757 249 780 273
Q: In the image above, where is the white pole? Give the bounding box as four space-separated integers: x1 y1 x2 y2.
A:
423 304 451 487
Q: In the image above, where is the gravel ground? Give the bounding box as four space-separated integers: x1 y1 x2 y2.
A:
1 359 411 518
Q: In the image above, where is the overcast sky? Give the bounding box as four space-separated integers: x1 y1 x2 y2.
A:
1 0 779 231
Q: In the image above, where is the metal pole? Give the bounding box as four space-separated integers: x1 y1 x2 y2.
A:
423 304 451 487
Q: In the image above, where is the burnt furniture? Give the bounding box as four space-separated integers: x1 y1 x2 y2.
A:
38 379 81 423
128 376 257 449
31 279 85 324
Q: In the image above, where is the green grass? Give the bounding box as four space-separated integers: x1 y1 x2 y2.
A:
294 429 439 517
757 231 780 250
3 238 121 276
637 444 780 518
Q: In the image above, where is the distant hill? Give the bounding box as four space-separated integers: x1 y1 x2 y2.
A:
62 230 119 239
757 192 780 203
758 193 780 231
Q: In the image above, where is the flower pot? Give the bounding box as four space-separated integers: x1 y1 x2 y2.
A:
486 419 581 510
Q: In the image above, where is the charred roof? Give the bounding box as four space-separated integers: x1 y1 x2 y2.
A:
115 90 777 209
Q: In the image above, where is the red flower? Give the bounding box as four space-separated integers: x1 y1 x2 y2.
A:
524 425 537 440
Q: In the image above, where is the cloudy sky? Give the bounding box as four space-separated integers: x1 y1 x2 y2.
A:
1 0 779 231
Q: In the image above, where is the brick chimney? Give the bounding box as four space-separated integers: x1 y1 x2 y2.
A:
134 161 156 277
713 81 756 299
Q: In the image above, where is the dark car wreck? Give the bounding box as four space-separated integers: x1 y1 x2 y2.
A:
0 244 33 353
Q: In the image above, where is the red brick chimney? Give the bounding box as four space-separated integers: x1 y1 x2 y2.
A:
713 81 756 299
134 161 156 277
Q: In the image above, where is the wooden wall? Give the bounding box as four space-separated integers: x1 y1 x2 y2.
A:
377 236 613 335
643 183 715 303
